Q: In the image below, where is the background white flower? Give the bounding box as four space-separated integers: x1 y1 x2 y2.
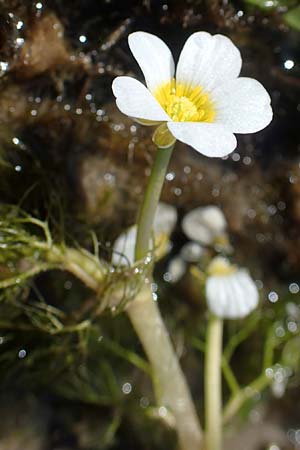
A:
112 202 177 266
112 31 272 157
205 256 259 319
182 205 227 246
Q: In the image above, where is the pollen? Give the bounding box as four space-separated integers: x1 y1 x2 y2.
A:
154 79 215 123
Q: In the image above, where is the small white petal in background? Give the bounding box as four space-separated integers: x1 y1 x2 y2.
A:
153 202 178 236
167 256 186 283
112 202 177 266
205 256 259 319
112 225 137 266
180 241 204 263
182 206 227 245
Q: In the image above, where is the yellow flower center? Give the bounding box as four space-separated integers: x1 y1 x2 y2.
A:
154 79 215 122
207 257 237 277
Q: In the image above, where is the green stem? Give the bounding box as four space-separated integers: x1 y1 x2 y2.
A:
129 144 203 450
127 286 203 450
135 145 174 261
223 372 271 425
222 357 240 395
205 314 223 450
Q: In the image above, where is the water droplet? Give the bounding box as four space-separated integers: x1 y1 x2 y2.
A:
284 59 294 70
158 406 167 417
15 37 24 47
287 321 297 333
166 172 175 181
140 397 149 408
265 367 274 378
18 349 27 359
64 280 72 290
232 152 240 162
243 156 251 165
268 291 279 303
122 382 132 394
289 283 299 294
0 61 9 76
163 272 172 282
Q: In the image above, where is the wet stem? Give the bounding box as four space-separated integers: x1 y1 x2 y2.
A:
126 144 203 450
205 314 223 450
134 145 174 260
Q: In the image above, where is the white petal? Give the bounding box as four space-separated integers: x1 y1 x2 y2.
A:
206 277 228 317
182 208 216 244
112 76 170 121
235 270 259 311
167 122 237 157
167 256 186 283
206 269 259 319
182 217 213 245
180 241 204 262
212 77 272 133
176 32 242 92
112 225 137 266
128 32 175 93
153 202 178 236
183 207 227 242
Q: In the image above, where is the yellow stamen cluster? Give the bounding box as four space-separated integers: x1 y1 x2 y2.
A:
154 79 215 123
207 257 237 277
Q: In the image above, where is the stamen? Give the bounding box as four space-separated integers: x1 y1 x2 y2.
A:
154 79 215 123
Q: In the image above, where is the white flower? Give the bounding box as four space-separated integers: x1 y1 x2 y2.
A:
205 256 259 319
112 202 177 266
112 31 272 157
182 206 227 246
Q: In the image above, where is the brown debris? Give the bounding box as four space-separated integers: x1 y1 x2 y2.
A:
16 13 69 78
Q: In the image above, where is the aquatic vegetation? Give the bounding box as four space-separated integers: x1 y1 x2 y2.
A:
0 2 299 450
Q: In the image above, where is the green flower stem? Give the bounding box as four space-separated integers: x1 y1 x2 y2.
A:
127 285 203 450
134 145 174 261
205 314 223 450
128 144 203 450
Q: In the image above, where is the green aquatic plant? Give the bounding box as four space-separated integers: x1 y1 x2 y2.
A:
1 22 299 450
